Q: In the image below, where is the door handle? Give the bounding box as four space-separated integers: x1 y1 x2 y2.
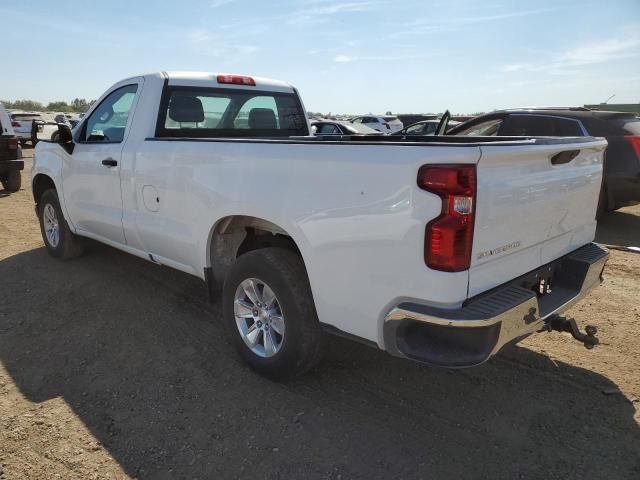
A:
102 158 118 167
550 150 579 165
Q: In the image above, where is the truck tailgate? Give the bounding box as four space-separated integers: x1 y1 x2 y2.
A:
468 138 607 297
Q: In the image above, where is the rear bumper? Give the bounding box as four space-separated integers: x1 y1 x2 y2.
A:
0 159 24 174
383 243 609 367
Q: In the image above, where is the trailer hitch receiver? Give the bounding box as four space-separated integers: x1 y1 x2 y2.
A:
544 314 599 349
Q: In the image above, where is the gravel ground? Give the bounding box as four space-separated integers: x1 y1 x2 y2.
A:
1 149 639 479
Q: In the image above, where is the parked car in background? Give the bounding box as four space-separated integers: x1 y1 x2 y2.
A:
311 120 383 136
11 110 60 146
448 108 640 213
9 111 43 145
350 115 403 133
391 119 462 136
0 102 24 191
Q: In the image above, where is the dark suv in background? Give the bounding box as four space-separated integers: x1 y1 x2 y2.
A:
448 108 640 213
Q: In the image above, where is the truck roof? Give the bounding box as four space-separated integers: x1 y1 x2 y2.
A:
162 71 296 93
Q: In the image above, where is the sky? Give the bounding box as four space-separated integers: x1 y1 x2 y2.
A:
1 0 639 114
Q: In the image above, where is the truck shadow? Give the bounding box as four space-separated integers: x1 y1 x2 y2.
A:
0 245 638 479
596 208 640 247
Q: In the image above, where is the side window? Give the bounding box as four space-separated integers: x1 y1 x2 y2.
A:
457 119 503 136
553 118 583 136
318 124 341 134
352 117 362 124
83 84 138 142
423 123 438 135
500 115 554 136
406 123 424 134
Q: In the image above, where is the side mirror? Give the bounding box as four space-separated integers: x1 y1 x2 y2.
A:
57 123 73 143
31 120 46 144
56 123 75 154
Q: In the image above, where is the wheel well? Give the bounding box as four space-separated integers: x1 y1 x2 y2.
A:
32 174 56 204
208 216 302 294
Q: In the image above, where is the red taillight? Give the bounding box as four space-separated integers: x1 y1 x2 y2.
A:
625 136 640 160
418 165 476 272
217 74 256 86
8 136 18 150
11 121 20 127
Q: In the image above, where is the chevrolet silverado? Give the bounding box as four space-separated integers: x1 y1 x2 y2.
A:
31 72 609 378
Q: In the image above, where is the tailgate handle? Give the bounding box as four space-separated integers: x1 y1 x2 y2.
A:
550 150 580 165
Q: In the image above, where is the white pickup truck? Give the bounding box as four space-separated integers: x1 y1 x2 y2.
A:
31 71 609 379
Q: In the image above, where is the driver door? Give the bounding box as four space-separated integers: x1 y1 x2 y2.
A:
62 80 142 244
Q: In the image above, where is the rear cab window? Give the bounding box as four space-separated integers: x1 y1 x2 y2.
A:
157 87 308 138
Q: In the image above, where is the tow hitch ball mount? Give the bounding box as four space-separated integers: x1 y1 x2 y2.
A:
544 314 599 349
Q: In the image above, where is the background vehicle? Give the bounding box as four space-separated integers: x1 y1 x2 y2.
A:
448 108 640 212
311 120 383 135
10 112 44 145
0 102 24 191
350 115 403 133
32 72 608 379
391 119 462 136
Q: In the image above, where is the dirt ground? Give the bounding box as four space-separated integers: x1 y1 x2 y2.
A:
1 149 639 479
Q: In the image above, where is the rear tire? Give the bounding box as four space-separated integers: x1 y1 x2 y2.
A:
37 189 84 259
222 247 326 380
1 170 21 192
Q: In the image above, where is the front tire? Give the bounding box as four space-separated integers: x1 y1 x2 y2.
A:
37 189 84 259
1 170 21 192
223 248 325 380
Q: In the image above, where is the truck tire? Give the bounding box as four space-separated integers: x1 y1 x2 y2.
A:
1 170 21 192
223 247 326 380
37 189 84 259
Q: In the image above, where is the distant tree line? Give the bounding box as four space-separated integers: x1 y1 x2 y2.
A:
1 98 95 113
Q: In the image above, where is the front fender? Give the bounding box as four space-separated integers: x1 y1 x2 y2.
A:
31 143 75 230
